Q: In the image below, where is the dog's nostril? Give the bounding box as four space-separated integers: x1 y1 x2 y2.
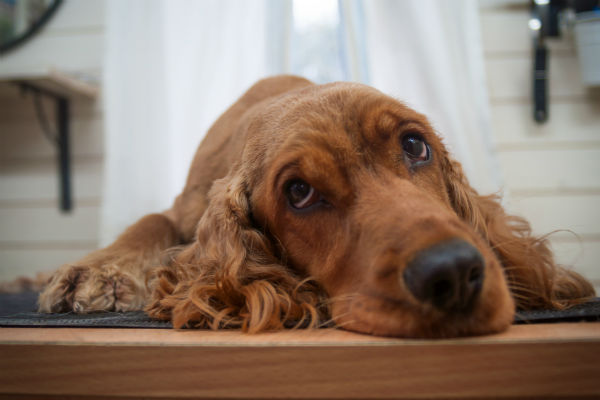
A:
403 239 485 311
431 277 454 308
433 278 452 296
468 264 483 284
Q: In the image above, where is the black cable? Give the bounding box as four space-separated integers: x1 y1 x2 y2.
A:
0 0 64 55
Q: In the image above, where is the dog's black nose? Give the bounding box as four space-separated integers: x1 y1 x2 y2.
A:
403 239 484 311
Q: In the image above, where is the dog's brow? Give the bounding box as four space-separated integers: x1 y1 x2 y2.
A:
396 119 425 131
273 161 299 190
373 112 425 139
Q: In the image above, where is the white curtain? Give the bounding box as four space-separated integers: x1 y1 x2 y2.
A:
341 0 501 195
101 0 290 246
101 0 499 245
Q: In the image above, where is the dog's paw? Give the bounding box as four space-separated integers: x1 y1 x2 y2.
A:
38 265 89 312
38 264 147 313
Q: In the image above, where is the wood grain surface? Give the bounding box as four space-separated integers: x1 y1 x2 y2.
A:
1 323 599 399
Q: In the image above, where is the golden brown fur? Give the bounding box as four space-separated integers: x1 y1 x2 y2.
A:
38 76 595 338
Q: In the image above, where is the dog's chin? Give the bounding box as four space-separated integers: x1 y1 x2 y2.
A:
331 292 515 339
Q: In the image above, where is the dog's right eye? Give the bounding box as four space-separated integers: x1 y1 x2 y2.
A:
285 179 321 210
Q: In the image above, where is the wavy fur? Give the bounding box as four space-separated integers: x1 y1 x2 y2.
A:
442 156 594 310
147 176 328 332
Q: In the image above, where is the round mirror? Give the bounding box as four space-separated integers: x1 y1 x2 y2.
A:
0 0 63 55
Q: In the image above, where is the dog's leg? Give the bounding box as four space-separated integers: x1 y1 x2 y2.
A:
38 213 180 313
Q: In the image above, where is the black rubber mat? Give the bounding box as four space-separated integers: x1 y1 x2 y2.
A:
0 291 598 328
0 291 171 328
514 299 600 324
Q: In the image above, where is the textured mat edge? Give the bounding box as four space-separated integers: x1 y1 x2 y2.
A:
1 293 599 328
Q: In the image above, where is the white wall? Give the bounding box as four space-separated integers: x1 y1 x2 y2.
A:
0 0 105 280
479 0 600 292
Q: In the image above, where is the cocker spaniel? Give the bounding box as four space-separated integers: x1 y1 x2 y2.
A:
38 76 595 338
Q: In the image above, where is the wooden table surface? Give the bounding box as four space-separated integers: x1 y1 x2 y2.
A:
1 322 599 399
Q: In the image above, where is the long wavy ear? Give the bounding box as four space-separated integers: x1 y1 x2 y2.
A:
441 153 595 310
146 172 326 332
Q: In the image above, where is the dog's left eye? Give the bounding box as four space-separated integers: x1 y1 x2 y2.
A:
285 179 321 210
402 134 430 163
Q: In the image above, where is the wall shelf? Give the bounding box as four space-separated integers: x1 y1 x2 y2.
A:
0 68 99 212
0 68 99 99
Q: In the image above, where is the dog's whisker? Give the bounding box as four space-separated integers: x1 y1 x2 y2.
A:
328 317 358 331
320 293 358 306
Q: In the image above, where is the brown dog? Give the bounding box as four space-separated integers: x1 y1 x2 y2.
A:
38 76 595 338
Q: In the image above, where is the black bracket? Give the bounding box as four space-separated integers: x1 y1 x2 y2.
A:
530 0 561 123
529 0 599 123
19 82 72 213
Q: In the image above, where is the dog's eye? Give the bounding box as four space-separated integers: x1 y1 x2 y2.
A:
402 134 430 162
285 179 321 209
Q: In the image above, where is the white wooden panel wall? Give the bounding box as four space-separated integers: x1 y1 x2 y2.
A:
479 0 600 291
0 1 105 281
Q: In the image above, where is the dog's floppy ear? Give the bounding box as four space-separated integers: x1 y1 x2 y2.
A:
146 171 325 332
441 154 595 310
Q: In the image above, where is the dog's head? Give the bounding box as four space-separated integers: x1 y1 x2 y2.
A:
150 81 593 337
243 82 514 337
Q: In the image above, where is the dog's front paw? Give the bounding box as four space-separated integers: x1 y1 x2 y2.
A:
38 265 90 312
38 264 146 313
